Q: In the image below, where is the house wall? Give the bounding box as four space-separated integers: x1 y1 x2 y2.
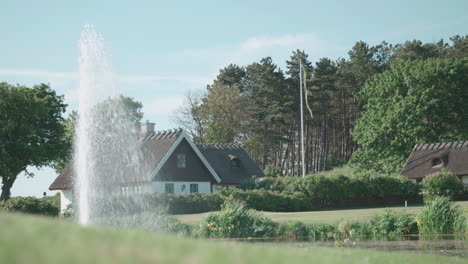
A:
152 181 211 194
60 190 73 214
154 139 215 183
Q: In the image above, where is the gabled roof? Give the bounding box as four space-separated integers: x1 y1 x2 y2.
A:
401 140 468 179
148 131 221 183
49 129 221 190
197 144 265 185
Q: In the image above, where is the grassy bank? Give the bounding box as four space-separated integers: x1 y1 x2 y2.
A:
177 201 468 226
0 213 465 264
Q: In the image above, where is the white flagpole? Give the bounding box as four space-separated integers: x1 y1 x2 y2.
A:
299 61 305 178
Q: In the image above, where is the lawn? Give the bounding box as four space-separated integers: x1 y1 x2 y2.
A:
177 201 468 226
0 213 465 264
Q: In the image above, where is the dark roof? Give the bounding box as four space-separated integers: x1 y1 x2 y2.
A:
401 140 468 179
49 163 74 190
197 144 264 185
49 129 183 190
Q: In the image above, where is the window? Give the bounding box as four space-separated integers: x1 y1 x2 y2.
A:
431 158 443 168
165 183 174 193
190 184 199 193
231 159 240 168
121 186 129 196
229 155 240 168
177 153 186 168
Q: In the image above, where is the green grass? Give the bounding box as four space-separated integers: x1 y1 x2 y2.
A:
177 201 468 226
0 213 465 264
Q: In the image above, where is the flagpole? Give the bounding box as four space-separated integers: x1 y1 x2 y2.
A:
299 61 305 178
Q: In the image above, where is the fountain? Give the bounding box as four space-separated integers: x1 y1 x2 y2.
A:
75 25 145 226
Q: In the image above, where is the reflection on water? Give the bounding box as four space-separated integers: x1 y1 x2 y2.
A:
236 234 468 258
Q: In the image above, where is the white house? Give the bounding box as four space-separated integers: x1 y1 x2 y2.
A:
49 123 264 213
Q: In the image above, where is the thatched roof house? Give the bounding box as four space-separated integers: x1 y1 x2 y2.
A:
400 141 468 186
49 126 264 213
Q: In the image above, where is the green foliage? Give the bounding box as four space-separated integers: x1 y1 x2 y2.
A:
91 193 224 216
4 214 461 264
417 196 467 234
217 188 314 212
421 169 465 201
350 58 468 174
369 209 418 235
52 111 77 174
155 193 224 214
0 82 67 200
263 164 281 177
197 202 278 238
249 174 420 207
0 194 60 216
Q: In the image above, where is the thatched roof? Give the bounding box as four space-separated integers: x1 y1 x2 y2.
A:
400 140 468 179
197 144 265 185
49 130 264 190
49 129 182 190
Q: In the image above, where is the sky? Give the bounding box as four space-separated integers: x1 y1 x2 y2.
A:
1 0 467 197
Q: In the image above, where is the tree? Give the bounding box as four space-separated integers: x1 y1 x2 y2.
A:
52 111 77 174
200 84 245 144
0 83 67 200
52 95 143 174
350 59 468 174
171 90 206 143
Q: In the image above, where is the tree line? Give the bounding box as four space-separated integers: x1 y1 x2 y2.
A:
172 35 468 176
1 36 466 201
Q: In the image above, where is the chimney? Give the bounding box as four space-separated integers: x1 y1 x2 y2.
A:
140 120 155 136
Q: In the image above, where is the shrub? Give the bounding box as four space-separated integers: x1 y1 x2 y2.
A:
0 194 60 216
217 188 315 212
89 192 224 217
263 164 281 177
421 169 464 201
417 196 467 234
197 202 278 238
154 192 224 214
279 221 310 238
369 209 418 235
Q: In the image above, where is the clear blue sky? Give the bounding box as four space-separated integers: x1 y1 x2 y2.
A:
1 0 467 197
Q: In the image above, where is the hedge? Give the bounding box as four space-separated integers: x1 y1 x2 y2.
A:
0 194 60 216
241 174 421 208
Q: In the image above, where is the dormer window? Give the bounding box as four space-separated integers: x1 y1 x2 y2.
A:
229 155 240 168
431 158 443 168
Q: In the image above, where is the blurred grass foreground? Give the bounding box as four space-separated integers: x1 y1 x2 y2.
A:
1 213 465 264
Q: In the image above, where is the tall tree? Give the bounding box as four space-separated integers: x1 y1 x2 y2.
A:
0 83 67 200
350 59 468 174
200 84 245 144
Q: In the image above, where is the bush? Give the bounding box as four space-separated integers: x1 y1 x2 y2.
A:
197 202 278 238
421 169 464 201
88 192 224 217
154 193 224 214
263 164 281 177
217 188 315 212
417 196 467 234
0 194 60 216
369 209 418 235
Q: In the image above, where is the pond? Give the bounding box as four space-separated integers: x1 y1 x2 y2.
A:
231 234 468 258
